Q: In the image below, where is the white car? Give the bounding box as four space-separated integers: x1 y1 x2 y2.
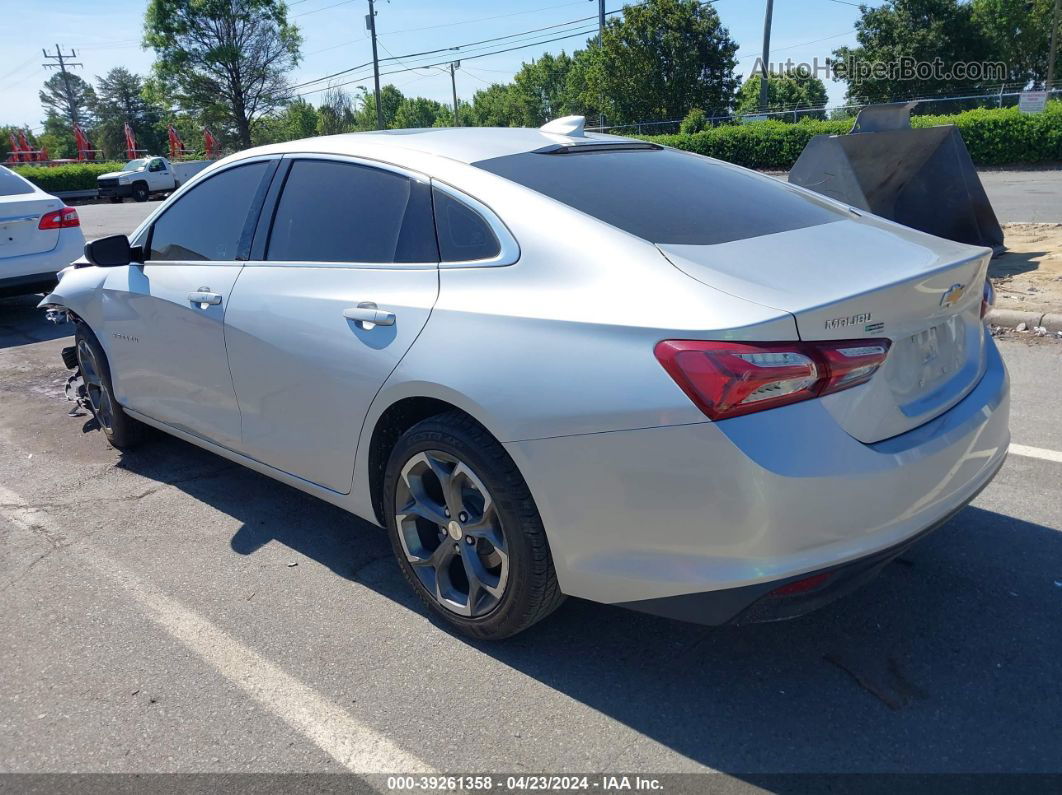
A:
41 119 1009 639
0 165 84 297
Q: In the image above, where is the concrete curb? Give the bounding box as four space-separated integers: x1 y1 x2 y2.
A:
986 308 1062 331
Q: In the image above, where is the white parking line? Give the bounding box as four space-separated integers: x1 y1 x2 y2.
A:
1010 443 1062 464
0 486 434 777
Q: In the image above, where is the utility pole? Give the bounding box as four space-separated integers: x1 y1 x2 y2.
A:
449 61 461 127
1048 0 1061 95
41 44 84 127
596 0 607 130
758 0 774 114
366 0 383 130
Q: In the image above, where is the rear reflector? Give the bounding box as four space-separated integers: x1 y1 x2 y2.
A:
981 279 994 320
38 206 80 230
654 338 890 420
769 571 833 597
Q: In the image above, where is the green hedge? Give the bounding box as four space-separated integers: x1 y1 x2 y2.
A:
11 162 126 193
642 102 1062 170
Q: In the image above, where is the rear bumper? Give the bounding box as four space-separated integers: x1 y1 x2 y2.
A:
614 455 1003 625
505 336 1010 616
0 228 84 296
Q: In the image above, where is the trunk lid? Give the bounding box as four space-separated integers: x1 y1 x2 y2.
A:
0 194 62 259
659 217 991 443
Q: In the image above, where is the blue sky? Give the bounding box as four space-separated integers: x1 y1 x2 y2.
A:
0 0 879 129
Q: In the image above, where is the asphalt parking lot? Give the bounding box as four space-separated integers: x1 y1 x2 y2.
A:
1 291 1061 782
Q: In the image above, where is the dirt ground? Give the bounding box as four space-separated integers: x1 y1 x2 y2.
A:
990 223 1062 316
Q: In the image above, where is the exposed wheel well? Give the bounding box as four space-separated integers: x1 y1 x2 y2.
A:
368 396 475 525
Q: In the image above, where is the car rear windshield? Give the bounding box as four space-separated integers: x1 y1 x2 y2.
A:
0 167 34 196
472 147 843 245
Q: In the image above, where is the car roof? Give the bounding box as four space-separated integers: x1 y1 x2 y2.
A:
249 126 642 165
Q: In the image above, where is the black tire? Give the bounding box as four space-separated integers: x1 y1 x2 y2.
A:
108 195 122 204
131 181 149 202
74 323 146 450
383 411 565 640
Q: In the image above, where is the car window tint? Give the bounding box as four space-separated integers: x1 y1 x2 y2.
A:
267 159 438 264
149 162 269 261
0 167 34 196
473 148 843 246
433 189 500 262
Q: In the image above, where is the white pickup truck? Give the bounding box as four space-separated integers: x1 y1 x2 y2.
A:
96 157 212 203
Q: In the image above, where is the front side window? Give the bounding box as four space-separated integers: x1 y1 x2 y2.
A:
473 147 844 246
267 159 437 264
433 189 501 262
149 161 269 261
149 159 165 172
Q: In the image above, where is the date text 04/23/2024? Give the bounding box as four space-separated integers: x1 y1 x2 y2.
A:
385 775 664 791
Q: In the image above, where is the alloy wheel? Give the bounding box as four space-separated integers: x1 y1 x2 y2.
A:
76 340 114 432
394 450 510 618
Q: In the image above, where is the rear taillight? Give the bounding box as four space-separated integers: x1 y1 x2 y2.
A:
654 338 891 421
38 206 79 230
981 280 994 320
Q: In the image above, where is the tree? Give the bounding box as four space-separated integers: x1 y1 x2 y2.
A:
470 83 521 126
432 99 476 127
393 96 446 129
831 0 995 104
39 72 95 130
353 84 404 130
40 113 77 159
316 84 356 135
578 0 738 125
93 67 163 159
252 99 318 145
734 69 829 117
144 0 302 148
971 0 1062 86
507 52 580 126
679 107 708 133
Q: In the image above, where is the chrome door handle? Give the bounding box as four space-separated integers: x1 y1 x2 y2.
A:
343 304 395 327
188 290 222 305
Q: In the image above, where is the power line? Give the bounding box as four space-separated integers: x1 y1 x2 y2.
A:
0 55 39 83
291 25 600 98
285 0 724 100
378 1 588 36
294 0 358 18
290 12 608 92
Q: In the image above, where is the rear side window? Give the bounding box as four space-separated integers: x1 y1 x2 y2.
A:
149 161 269 261
0 167 34 196
433 189 500 262
473 147 843 246
267 159 438 263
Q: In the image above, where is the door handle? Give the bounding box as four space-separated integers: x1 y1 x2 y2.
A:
188 290 222 306
343 303 395 327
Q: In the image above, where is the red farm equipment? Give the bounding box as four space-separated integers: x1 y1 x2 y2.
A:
167 125 189 160
123 122 148 160
73 124 100 161
203 128 221 159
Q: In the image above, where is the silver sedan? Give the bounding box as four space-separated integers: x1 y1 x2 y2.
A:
41 117 1009 639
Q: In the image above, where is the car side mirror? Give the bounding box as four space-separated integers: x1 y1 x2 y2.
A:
84 235 139 267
